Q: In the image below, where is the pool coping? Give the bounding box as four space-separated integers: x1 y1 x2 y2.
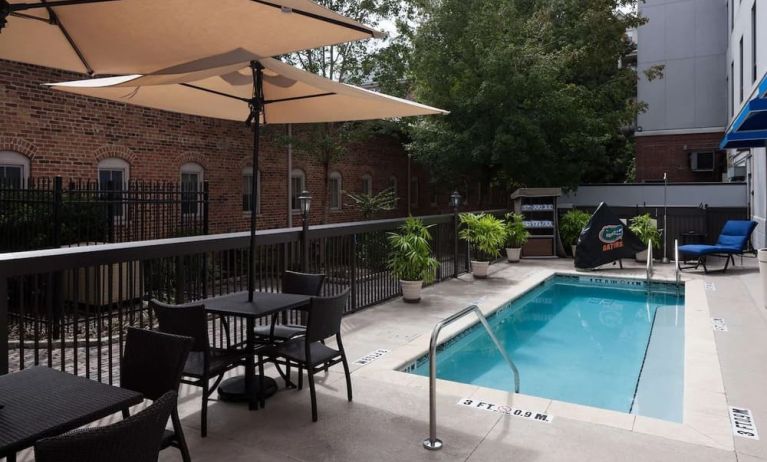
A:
354 269 734 451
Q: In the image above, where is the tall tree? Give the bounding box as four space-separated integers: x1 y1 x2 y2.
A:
408 0 644 193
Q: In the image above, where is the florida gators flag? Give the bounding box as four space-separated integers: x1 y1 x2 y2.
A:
574 203 645 269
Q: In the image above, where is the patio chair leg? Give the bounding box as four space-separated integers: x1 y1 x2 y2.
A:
258 355 265 409
723 255 731 273
341 354 352 402
298 365 303 390
122 408 130 419
201 381 209 438
171 407 192 462
308 368 318 422
702 257 709 274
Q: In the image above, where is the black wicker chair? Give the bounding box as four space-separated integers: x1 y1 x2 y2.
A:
34 391 177 462
120 327 193 462
150 299 248 438
253 271 325 343
269 289 352 422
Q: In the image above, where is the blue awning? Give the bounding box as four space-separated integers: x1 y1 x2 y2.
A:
721 73 767 149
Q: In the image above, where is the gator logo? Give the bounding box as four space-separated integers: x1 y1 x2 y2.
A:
598 225 623 244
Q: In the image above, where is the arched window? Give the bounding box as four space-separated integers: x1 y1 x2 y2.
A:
361 174 373 195
242 167 261 214
329 171 342 210
0 151 31 188
290 168 306 211
97 157 129 218
388 175 397 196
180 162 204 215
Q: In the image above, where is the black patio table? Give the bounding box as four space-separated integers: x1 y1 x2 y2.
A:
203 291 311 409
0 366 143 462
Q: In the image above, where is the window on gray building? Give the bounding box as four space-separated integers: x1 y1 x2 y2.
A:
753 2 758 83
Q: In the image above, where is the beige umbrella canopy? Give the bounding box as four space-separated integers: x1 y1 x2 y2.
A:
46 48 447 298
0 0 383 75
45 49 446 122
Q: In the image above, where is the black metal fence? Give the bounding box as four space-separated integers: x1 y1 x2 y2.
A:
0 177 209 253
0 209 499 381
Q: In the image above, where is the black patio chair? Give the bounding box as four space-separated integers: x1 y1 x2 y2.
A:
34 391 177 462
269 289 352 422
253 271 325 343
120 327 193 462
151 299 248 438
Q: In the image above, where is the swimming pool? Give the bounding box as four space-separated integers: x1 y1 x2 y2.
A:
403 275 685 422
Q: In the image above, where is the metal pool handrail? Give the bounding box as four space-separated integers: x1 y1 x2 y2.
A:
646 240 654 284
674 239 682 292
422 304 520 451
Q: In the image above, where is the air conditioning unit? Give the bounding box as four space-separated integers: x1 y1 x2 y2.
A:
690 152 715 172
727 166 747 181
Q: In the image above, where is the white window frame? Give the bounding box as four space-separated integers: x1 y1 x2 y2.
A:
388 175 397 196
180 162 204 215
361 174 373 195
97 157 130 220
290 168 306 212
0 151 31 186
242 167 261 215
329 171 342 210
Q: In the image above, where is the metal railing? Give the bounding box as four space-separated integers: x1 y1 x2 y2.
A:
645 240 654 284
674 239 682 293
0 209 506 378
423 304 520 451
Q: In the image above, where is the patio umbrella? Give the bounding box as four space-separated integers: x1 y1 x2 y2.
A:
0 0 383 75
46 48 447 299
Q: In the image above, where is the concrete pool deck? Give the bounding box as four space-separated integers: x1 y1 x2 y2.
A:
39 256 758 462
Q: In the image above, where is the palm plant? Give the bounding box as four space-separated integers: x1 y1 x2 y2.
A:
345 187 398 219
629 213 662 249
459 213 506 261
387 217 439 283
504 212 530 248
560 209 591 248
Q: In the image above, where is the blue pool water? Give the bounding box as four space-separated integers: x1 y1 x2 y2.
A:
405 275 685 421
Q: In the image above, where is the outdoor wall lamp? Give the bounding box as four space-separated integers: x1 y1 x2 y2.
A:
298 190 312 218
449 191 462 209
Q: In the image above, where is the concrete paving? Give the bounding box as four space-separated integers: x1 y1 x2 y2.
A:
14 256 762 462
154 256 767 462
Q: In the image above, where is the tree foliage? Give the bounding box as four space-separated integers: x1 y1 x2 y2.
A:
408 0 645 190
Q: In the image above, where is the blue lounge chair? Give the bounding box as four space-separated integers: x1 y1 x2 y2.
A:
678 220 757 273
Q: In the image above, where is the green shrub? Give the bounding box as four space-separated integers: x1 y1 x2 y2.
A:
387 217 439 282
560 209 591 247
504 212 530 248
629 213 662 249
459 213 506 261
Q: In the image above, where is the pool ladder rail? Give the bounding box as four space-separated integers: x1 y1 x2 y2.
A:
422 304 520 451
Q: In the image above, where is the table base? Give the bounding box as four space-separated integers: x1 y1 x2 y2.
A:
218 375 278 402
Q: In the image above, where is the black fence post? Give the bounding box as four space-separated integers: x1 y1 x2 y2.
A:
301 217 309 272
107 180 115 243
52 176 63 248
0 274 8 375
350 234 357 311
453 210 459 278
202 181 210 235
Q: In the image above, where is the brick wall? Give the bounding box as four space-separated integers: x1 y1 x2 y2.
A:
635 131 726 182
1 60 507 234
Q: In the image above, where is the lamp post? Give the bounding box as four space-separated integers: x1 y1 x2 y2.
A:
298 190 312 272
450 191 462 278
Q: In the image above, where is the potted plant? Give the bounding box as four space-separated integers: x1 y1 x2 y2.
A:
560 209 591 258
459 212 506 278
387 217 439 302
504 212 530 263
629 213 662 262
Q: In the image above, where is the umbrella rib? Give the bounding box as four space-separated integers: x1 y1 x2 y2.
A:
251 0 376 37
179 83 251 103
10 11 50 22
39 0 95 75
264 92 335 105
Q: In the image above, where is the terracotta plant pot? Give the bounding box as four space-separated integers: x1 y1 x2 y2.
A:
506 248 522 263
400 280 423 303
471 260 490 278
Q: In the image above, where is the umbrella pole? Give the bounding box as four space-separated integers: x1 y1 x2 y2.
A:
248 61 264 302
